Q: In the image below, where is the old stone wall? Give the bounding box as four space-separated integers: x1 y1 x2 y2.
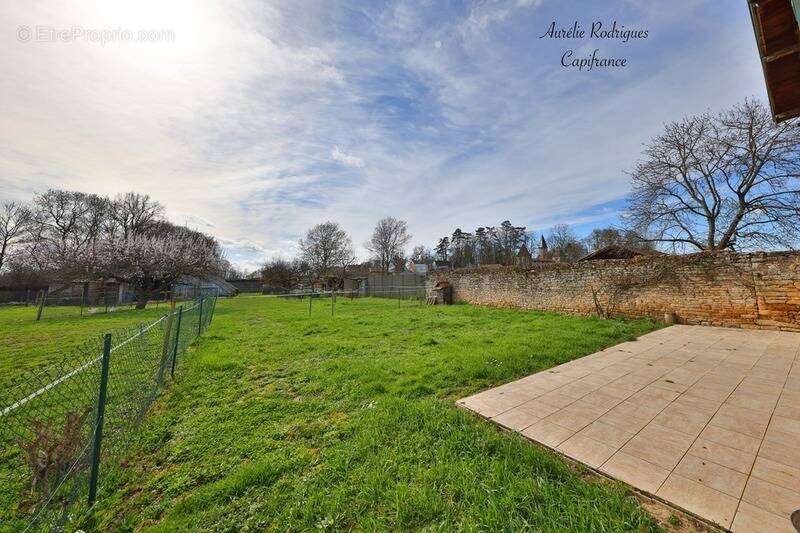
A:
427 251 800 331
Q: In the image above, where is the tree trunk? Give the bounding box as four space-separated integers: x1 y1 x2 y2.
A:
135 289 148 309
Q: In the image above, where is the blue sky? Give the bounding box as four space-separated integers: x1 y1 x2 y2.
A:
1 0 768 270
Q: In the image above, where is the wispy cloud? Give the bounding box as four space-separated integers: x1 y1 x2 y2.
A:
331 146 365 168
0 0 768 269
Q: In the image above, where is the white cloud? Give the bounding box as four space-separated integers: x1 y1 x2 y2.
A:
330 146 365 168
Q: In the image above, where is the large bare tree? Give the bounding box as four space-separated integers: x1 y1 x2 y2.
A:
299 222 356 282
365 217 412 273
0 201 32 271
110 192 164 239
626 99 800 251
547 224 587 262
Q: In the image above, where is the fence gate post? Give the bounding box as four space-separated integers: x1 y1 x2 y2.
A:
171 305 183 379
36 289 47 321
198 296 204 335
88 333 112 507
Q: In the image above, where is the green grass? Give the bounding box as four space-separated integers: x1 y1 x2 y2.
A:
0 304 170 389
81 296 663 532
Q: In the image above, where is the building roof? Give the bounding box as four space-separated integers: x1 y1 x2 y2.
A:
748 0 800 122
517 243 532 258
578 245 664 262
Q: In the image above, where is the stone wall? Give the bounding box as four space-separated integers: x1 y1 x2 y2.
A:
427 251 800 331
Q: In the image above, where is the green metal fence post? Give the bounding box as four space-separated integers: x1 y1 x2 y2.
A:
171 305 183 379
88 333 112 507
198 296 204 336
36 288 47 321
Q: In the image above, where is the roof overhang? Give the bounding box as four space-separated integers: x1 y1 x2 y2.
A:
748 0 800 122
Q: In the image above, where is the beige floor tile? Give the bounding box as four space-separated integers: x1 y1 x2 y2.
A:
544 408 595 432
600 451 670 493
537 392 578 409
491 407 540 432
731 501 796 533
742 477 800 519
710 405 768 439
620 424 695 470
657 473 738 529
700 424 761 454
514 399 561 418
759 435 800 468
726 391 780 413
578 420 635 449
671 394 721 415
673 454 747 498
770 415 800 437
685 384 732 403
652 406 711 436
689 438 756 474
773 399 800 421
751 456 800 493
555 381 594 399
578 389 624 410
596 407 653 434
521 419 575 448
564 398 612 418
557 434 617 468
459 390 534 417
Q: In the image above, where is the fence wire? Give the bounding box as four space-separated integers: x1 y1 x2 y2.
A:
0 294 217 532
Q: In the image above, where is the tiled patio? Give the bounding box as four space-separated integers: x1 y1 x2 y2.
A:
458 325 800 532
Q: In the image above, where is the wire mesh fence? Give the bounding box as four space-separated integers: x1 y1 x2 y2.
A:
254 286 429 317
27 283 210 321
0 294 217 532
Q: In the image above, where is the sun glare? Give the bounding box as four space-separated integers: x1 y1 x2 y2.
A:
83 0 220 72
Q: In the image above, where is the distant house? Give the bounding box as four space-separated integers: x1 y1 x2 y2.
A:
578 245 663 262
431 260 452 270
227 278 262 293
407 261 429 275
46 279 132 306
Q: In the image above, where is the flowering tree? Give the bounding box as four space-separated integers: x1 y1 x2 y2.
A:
92 226 225 308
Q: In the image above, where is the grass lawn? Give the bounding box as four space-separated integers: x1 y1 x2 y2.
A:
0 304 171 390
80 295 664 532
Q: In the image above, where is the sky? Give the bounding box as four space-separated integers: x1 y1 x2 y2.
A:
1 0 769 271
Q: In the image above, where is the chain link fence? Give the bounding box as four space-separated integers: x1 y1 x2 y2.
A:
0 294 218 532
26 282 197 321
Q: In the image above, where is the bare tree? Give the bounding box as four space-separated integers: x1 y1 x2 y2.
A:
0 201 32 271
299 222 356 282
584 227 654 253
547 224 588 262
365 217 412 274
626 99 800 251
110 192 164 239
27 190 110 275
260 257 296 291
410 245 435 264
